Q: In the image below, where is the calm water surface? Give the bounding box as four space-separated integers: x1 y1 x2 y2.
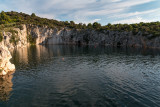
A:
0 45 160 107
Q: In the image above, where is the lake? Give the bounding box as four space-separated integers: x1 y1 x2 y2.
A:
0 45 160 107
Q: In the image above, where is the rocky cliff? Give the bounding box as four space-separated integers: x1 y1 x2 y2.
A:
0 25 28 50
0 25 27 75
0 24 160 75
2 24 159 49
27 25 160 48
0 46 15 75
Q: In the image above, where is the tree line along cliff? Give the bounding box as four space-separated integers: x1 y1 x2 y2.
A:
0 11 160 48
0 11 160 37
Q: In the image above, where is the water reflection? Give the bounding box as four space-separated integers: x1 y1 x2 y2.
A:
4 45 160 106
11 45 160 66
0 71 14 101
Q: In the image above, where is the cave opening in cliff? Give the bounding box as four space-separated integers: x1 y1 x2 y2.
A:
77 41 81 46
117 42 122 47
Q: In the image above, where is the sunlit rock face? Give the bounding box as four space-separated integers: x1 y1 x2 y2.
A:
0 24 28 50
0 25 27 75
2 24 159 50
0 46 15 76
0 71 14 101
1 24 160 51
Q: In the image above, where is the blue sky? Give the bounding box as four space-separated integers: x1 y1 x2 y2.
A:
0 0 160 25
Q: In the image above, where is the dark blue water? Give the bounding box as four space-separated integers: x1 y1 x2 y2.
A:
0 45 160 107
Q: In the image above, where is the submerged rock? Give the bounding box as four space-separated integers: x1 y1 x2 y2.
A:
0 46 15 76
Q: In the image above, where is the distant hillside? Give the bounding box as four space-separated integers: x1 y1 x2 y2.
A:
0 11 160 37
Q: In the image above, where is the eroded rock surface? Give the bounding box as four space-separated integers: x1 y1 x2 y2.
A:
0 46 15 76
1 24 160 75
27 25 160 48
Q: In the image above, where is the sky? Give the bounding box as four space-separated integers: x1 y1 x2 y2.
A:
0 0 160 25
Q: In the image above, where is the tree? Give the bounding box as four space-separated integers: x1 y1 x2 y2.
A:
70 21 75 25
107 23 111 26
31 13 36 17
0 32 3 42
64 21 69 26
77 23 83 29
127 25 133 31
93 22 101 29
70 21 75 27
0 11 11 24
87 23 92 29
133 28 139 35
82 23 87 29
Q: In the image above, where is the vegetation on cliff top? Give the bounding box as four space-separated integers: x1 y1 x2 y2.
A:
0 11 160 37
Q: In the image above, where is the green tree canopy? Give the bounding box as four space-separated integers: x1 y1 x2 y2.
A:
87 23 92 29
93 22 101 29
0 11 12 24
31 13 36 17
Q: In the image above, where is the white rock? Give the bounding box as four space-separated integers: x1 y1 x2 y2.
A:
0 46 15 76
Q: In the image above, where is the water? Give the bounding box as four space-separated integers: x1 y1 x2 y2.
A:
0 45 160 107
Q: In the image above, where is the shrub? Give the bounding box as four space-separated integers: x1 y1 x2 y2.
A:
9 35 19 45
18 25 24 30
0 68 3 73
31 13 36 17
0 32 3 42
9 29 19 45
132 28 139 35
27 34 36 45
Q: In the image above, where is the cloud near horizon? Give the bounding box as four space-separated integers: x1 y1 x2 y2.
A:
0 0 160 25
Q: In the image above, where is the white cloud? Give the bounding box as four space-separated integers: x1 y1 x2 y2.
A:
109 8 160 19
37 13 55 19
81 18 101 24
112 17 154 24
93 19 101 22
111 0 122 2
74 15 101 24
0 0 158 24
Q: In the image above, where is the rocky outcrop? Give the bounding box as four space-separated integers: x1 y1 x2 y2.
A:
0 25 28 50
0 46 15 75
0 25 28 75
2 24 156 49
0 24 160 75
27 25 160 48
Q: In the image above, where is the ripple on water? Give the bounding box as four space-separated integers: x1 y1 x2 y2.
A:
2 45 160 107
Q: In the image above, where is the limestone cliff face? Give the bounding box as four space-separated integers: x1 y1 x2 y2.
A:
1 24 160 49
0 25 28 50
0 46 15 75
0 25 27 75
27 25 160 48
0 24 160 75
